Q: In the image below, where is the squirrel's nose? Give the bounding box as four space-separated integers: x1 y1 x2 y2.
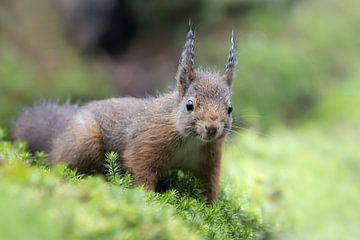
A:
205 125 218 137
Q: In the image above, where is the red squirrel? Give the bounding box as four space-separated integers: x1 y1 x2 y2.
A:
13 26 238 203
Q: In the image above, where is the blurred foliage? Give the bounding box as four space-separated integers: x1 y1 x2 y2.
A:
224 127 360 239
0 0 114 127
124 0 297 31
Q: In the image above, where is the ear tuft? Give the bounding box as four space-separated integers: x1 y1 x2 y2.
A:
176 23 195 97
223 30 238 86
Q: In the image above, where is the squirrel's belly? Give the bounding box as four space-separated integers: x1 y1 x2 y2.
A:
170 137 205 174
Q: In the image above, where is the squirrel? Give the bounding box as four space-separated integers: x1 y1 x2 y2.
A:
12 26 238 203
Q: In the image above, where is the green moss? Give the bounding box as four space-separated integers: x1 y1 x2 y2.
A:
0 137 267 240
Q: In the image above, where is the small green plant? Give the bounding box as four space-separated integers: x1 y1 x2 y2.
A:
157 170 205 200
104 151 121 182
25 151 49 167
104 152 134 188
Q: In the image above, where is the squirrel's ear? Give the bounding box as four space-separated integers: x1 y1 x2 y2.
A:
223 30 238 87
176 23 195 97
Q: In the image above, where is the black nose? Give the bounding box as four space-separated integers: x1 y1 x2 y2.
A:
205 125 217 137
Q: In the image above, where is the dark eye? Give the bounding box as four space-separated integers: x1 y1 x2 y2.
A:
228 106 232 114
186 100 194 111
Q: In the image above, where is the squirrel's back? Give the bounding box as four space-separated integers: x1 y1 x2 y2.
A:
12 101 78 153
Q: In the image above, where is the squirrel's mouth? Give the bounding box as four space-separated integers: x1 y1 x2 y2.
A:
193 124 224 142
199 136 214 142
198 132 222 142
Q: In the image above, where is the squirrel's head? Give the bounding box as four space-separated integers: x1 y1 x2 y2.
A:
175 26 237 142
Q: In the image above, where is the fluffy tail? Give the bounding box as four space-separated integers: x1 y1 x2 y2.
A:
12 101 78 153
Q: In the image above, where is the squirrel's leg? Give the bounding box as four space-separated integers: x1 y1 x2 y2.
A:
49 114 105 173
132 167 160 192
199 142 223 203
123 146 166 192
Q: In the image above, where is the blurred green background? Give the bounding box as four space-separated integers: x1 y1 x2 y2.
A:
0 0 359 239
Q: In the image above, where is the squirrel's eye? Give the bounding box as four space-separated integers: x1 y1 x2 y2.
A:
228 106 233 114
186 100 194 111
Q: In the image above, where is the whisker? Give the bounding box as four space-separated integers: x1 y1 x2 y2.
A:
237 115 262 119
227 126 269 138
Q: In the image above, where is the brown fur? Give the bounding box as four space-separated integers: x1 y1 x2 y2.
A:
199 141 223 202
49 114 105 173
12 27 237 203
